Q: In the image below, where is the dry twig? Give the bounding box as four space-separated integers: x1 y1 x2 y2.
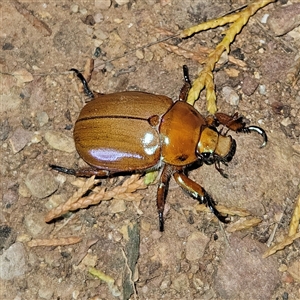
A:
288 193 300 237
195 203 251 217
27 236 82 247
11 0 52 36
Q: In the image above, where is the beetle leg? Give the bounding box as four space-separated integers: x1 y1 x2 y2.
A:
70 68 94 99
213 113 268 148
49 164 109 177
157 164 173 231
173 171 229 223
179 65 191 102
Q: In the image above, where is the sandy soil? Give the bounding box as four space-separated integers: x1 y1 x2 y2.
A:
1 1 300 299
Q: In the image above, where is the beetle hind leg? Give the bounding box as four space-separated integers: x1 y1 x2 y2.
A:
156 165 173 231
173 171 229 223
49 164 109 177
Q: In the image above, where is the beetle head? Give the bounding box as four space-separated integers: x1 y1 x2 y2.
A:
197 127 236 165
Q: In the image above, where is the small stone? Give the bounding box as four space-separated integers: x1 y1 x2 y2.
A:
0 119 10 141
288 260 300 282
0 225 16 251
222 86 240 106
115 0 130 5
44 130 76 153
136 49 144 60
109 199 126 214
280 117 292 127
81 253 98 267
38 287 54 300
268 3 300 36
93 28 108 40
0 242 28 280
25 170 59 199
94 12 104 23
2 188 19 208
242 76 258 96
36 111 49 127
258 84 267 95
24 212 50 237
95 0 112 10
186 231 209 261
171 273 189 293
70 4 79 13
260 13 269 24
9 126 34 153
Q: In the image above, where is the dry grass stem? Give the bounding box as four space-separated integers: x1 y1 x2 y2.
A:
288 193 300 236
195 204 251 217
45 175 147 222
226 217 262 232
287 55 300 88
263 232 300 258
180 0 275 113
28 236 82 247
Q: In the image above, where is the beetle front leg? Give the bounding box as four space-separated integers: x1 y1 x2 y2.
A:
50 164 109 177
209 113 267 148
173 171 229 223
156 164 173 231
179 65 191 102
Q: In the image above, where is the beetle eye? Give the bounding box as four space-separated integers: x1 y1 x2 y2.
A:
201 152 215 165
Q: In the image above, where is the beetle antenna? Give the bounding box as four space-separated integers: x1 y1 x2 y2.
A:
70 68 94 99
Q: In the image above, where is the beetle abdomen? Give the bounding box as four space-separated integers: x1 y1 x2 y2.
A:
74 91 173 172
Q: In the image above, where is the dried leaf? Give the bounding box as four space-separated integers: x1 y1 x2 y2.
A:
194 204 251 217
12 69 34 84
263 232 300 258
226 217 262 232
288 193 300 236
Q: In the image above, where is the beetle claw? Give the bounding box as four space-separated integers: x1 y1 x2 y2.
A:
243 126 268 148
159 211 164 232
204 191 230 223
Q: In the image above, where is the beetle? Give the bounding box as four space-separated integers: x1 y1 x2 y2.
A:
50 66 267 231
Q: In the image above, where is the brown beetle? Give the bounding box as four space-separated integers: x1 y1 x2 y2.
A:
51 66 267 231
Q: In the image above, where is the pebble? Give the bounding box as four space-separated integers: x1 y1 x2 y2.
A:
0 119 10 141
0 242 28 280
222 86 240 106
241 75 258 96
171 273 189 293
93 28 108 40
94 12 104 23
2 188 19 208
44 130 76 153
108 199 126 214
268 3 300 36
36 111 49 127
288 260 300 282
25 170 59 199
186 231 209 261
70 4 79 13
115 0 130 5
136 49 144 60
38 287 54 300
24 212 51 237
0 224 16 251
9 126 34 154
258 84 267 95
95 0 112 10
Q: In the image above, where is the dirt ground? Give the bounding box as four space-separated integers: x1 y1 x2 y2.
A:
1 1 300 299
